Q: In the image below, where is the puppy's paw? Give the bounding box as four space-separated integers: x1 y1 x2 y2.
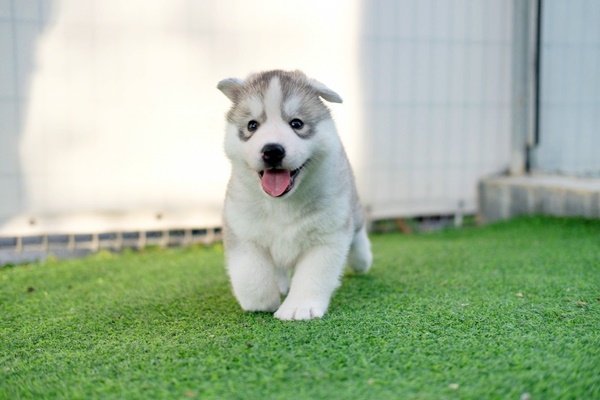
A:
274 300 326 321
239 295 280 313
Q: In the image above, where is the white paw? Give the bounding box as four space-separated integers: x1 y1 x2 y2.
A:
239 295 280 313
274 300 327 321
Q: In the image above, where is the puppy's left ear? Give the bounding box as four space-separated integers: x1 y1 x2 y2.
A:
217 78 244 102
308 79 343 104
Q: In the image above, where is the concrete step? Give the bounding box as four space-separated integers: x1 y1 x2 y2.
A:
479 175 600 223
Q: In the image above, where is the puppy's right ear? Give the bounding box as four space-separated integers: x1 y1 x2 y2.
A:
307 79 343 104
217 78 244 102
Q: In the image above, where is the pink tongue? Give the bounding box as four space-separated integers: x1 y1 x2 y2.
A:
261 169 291 197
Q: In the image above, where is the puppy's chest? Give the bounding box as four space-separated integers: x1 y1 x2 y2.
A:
263 227 306 268
256 215 315 263
237 206 322 267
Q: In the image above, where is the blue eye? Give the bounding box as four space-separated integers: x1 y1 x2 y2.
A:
290 119 304 129
247 120 259 132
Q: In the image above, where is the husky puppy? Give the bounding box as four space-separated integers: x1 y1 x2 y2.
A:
217 70 372 320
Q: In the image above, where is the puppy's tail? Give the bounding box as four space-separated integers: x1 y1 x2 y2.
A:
347 225 372 273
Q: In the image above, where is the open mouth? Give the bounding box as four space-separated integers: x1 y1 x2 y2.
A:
258 163 306 197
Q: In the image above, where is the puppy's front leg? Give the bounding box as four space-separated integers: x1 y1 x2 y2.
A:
226 243 281 312
274 244 348 320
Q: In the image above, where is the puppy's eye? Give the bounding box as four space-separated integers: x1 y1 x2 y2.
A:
247 120 259 132
290 119 304 130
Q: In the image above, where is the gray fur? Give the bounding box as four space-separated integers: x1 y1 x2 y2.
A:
219 70 341 141
217 70 371 321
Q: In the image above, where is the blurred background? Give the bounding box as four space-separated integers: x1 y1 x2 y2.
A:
1 0 599 259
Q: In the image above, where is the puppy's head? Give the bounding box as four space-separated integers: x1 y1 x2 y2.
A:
218 70 342 198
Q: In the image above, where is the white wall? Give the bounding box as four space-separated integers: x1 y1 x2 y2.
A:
359 0 513 218
532 0 600 177
0 0 362 235
0 0 514 236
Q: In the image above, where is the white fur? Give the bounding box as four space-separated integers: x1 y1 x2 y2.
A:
219 71 372 320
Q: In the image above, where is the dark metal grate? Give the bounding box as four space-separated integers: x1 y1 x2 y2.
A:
0 227 222 266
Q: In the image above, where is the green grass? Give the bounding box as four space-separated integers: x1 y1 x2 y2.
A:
1 217 599 399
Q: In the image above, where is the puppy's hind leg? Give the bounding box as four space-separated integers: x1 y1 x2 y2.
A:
347 225 372 273
226 243 281 312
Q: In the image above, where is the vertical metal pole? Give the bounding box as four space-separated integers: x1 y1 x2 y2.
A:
116 232 123 251
205 228 215 245
510 0 541 175
91 233 99 252
139 231 146 249
531 0 543 149
16 236 23 254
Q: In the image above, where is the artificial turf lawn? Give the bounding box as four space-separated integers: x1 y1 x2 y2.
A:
1 217 599 399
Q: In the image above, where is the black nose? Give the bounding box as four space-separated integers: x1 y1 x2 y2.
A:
261 143 285 167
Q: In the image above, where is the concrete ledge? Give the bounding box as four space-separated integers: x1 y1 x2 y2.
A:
479 175 600 223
